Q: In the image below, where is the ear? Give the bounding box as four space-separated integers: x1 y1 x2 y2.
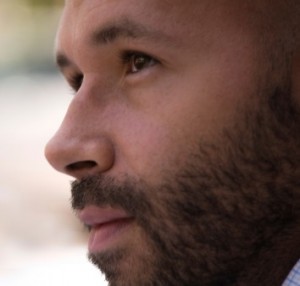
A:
291 47 300 106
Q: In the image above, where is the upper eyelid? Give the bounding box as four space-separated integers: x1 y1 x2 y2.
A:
121 49 159 62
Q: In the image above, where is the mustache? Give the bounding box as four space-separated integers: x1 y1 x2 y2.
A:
71 175 151 217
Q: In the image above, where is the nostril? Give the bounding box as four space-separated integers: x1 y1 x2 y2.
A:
66 160 97 172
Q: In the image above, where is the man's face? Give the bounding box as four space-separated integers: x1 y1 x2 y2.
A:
45 1 299 285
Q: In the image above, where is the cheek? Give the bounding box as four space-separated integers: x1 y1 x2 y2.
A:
113 110 182 181
112 68 257 182
110 34 261 181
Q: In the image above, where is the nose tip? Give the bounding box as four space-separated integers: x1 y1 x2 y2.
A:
45 136 115 179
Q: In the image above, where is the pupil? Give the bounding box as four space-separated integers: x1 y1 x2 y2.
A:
134 56 146 70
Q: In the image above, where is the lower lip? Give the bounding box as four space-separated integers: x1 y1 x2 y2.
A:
88 219 133 253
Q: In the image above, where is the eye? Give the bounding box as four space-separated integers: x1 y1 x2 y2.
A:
68 73 83 92
122 51 158 74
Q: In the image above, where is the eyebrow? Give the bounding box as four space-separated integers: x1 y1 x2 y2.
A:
56 19 174 70
90 18 173 46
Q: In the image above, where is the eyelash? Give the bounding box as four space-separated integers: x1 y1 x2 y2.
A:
121 50 158 74
68 51 158 92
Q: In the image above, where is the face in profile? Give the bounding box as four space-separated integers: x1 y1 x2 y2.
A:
45 1 300 285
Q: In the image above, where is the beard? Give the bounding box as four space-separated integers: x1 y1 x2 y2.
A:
71 84 300 286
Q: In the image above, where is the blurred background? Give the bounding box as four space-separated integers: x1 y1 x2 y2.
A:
0 1 106 285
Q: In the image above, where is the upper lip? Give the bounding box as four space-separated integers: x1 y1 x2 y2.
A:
77 205 133 227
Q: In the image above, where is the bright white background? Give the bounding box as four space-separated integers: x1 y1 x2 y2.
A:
0 74 107 286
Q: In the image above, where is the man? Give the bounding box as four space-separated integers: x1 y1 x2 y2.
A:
45 0 300 285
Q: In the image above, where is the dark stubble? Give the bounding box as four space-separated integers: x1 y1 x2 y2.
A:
71 85 300 286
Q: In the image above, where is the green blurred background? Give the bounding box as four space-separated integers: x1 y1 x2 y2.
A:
0 0 62 76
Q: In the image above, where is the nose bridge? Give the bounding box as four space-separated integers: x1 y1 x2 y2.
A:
62 75 114 140
62 89 101 137
45 86 115 179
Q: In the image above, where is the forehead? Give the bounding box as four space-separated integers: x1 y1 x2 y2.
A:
59 1 253 41
57 1 194 56
60 0 205 38
56 0 263 66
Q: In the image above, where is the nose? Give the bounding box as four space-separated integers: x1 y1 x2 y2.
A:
45 97 115 180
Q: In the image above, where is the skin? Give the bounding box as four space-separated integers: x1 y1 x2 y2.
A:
45 0 300 285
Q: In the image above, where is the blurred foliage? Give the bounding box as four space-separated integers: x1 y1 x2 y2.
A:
0 0 64 75
24 0 63 8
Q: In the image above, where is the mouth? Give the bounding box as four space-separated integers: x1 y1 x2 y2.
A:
77 205 134 253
